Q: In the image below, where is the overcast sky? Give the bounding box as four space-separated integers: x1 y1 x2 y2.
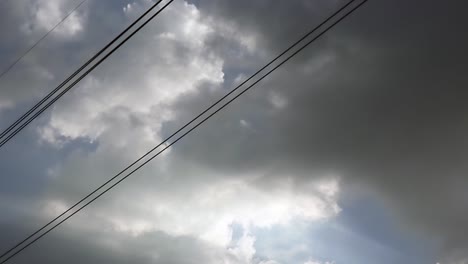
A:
0 0 467 263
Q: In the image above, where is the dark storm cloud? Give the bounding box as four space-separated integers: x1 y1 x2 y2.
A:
1 0 468 263
196 0 339 54
163 0 468 261
0 218 219 264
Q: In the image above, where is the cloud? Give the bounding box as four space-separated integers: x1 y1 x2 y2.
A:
24 0 86 38
2 0 468 263
40 146 340 263
304 261 334 264
0 218 249 264
39 0 223 145
162 0 468 262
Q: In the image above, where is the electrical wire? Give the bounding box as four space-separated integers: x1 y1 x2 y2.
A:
0 0 89 81
0 0 171 149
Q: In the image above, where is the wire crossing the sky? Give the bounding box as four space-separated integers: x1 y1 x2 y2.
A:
0 0 89 81
0 0 173 149
0 0 368 263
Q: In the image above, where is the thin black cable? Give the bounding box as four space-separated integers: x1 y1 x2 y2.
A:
0 0 162 142
0 0 359 258
0 1 368 263
0 0 164 142
0 0 173 149
0 0 89 81
0 0 164 141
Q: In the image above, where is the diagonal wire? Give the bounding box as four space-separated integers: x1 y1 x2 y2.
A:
0 0 172 149
0 0 164 141
0 0 89 81
0 0 368 263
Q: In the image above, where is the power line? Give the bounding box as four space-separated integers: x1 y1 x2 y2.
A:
0 0 172 149
0 0 166 143
0 0 368 263
0 0 89 81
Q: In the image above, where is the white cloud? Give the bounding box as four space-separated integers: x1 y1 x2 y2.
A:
40 173 337 263
44 159 340 264
23 0 86 38
110 177 339 241
304 260 335 264
226 232 256 263
268 92 288 109
39 1 223 146
123 2 136 14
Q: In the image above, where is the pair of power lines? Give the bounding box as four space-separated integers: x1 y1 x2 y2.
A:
0 0 173 148
0 0 369 263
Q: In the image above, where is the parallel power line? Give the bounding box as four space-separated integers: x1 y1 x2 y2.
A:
0 0 173 149
0 0 89 81
0 0 369 263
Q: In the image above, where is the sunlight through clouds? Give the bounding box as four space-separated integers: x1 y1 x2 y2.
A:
1 0 468 263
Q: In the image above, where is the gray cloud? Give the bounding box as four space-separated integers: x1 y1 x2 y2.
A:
1 0 468 263
164 0 468 262
0 217 225 264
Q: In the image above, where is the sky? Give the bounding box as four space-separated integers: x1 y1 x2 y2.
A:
0 0 467 263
